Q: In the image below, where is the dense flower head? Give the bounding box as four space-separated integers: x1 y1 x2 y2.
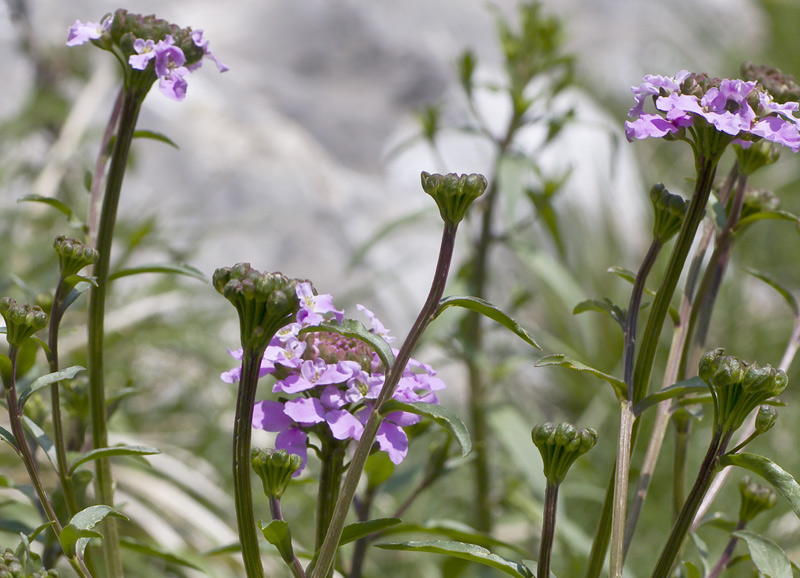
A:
738 475 776 523
53 234 99 278
67 9 227 101
420 171 488 227
649 183 687 242
625 69 800 155
0 297 48 349
531 422 597 485
222 283 445 475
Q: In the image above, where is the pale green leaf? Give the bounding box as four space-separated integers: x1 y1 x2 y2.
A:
732 530 792 578
720 453 800 519
109 263 206 283
60 505 128 558
16 366 84 409
433 296 540 349
133 129 179 149
259 520 294 565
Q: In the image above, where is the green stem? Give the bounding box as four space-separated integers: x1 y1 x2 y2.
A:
706 519 745 578
233 349 266 578
650 428 732 578
269 498 307 578
671 412 691 521
315 439 344 554
538 481 559 578
87 86 147 578
608 400 634 578
310 223 458 578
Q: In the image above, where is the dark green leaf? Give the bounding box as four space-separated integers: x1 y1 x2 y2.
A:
633 377 707 416
17 365 85 409
606 266 679 324
17 195 84 227
0 353 11 387
380 400 471 457
734 210 800 233
732 530 792 578
21 416 58 471
340 518 401 545
300 319 394 372
109 263 206 283
376 540 533 578
0 426 17 453
119 539 203 571
70 445 161 475
720 453 800 519
60 505 128 558
535 354 626 401
521 560 557 578
59 279 96 316
744 269 799 317
259 520 294 565
433 296 540 349
379 520 529 557
133 130 179 149
573 298 625 329
365 451 395 489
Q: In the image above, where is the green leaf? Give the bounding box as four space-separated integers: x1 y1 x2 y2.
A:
433 296 540 349
365 451 395 489
573 298 625 329
17 195 84 227
59 278 97 316
259 520 294 565
689 532 709 577
520 560 557 578
69 445 161 475
732 530 792 578
633 377 708 416
17 365 85 410
734 210 800 233
744 269 799 317
720 453 800 519
119 539 203 571
133 129 179 149
340 518 401 545
379 520 529 557
682 561 702 578
0 353 11 387
0 426 17 453
606 266 679 325
300 319 394 372
15 339 39 381
60 505 128 558
379 400 471 457
108 263 206 283
21 416 58 472
535 354 626 401
375 540 533 578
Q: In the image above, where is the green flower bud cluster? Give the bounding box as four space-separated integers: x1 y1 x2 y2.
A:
754 404 777 435
532 422 597 485
735 140 781 176
740 188 780 221
212 264 301 352
105 9 204 68
0 549 58 578
0 298 48 349
251 448 303 499
737 476 776 523
740 63 800 104
53 235 99 278
649 183 687 242
420 172 487 227
699 349 788 434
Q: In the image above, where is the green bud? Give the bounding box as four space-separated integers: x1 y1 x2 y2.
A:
740 62 800 104
699 349 787 433
650 183 688 242
0 298 48 349
740 188 780 221
738 476 776 523
532 422 597 485
53 235 99 278
734 140 781 176
420 172 487 227
213 264 301 352
754 404 777 435
251 448 303 499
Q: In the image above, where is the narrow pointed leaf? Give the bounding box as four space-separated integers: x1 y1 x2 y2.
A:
60 505 128 558
633 377 708 416
732 530 792 578
133 129 179 149
70 445 161 475
21 416 57 471
573 298 625 329
119 539 203 571
720 453 800 519
259 520 294 565
17 365 85 409
59 279 96 316
535 353 626 401
521 561 557 578
433 296 540 349
376 540 533 578
0 426 17 452
109 263 206 283
379 520 529 557
379 400 471 457
734 210 800 232
17 195 84 227
0 353 11 387
300 319 394 371
744 269 799 317
340 518 401 545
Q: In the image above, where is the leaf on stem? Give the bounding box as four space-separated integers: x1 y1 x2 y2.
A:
340 518 401 545
109 263 206 283
379 520 529 557
734 210 800 234
59 278 97 317
119 539 203 571
732 530 792 578
0 426 17 452
535 353 626 401
16 365 85 410
259 520 295 565
59 505 128 559
17 195 85 228
521 560 557 578
719 453 800 519
380 400 471 457
633 377 708 416
133 129 179 149
69 445 161 475
376 540 533 578
743 269 799 318
573 298 625 329
300 319 395 372
432 296 540 349
21 416 58 472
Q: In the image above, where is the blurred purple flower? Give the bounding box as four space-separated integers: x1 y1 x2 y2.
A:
66 16 111 46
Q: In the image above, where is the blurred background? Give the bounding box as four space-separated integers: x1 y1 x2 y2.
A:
1 0 800 576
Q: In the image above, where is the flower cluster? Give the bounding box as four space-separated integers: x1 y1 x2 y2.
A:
222 283 445 474
67 9 227 101
625 70 800 153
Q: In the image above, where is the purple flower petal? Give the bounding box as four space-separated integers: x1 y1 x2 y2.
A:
275 428 307 476
253 400 292 431
284 397 326 426
325 409 364 441
375 422 409 464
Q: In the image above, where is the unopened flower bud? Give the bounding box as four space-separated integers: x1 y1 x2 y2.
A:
0 298 48 349
650 184 687 242
251 448 303 499
740 188 780 221
213 264 301 352
532 422 597 485
420 171 487 227
741 63 800 104
54 235 99 278
738 476 776 523
754 404 777 435
735 140 781 176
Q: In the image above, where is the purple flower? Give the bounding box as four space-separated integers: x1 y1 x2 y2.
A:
297 282 344 326
190 29 229 72
129 38 156 70
66 16 111 46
